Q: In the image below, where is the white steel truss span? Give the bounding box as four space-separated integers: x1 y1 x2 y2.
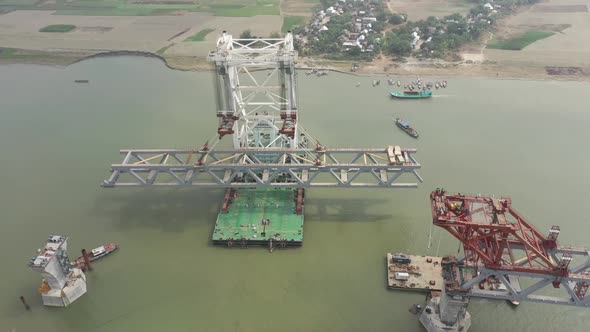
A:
102 147 423 188
208 32 299 149
102 32 422 189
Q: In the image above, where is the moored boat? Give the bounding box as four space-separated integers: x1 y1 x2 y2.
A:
395 118 419 138
73 243 119 267
390 90 432 99
88 243 118 261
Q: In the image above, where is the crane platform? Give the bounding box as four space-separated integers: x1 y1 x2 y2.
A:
386 253 443 292
212 188 304 248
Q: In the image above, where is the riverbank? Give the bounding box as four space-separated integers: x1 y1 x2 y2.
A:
2 48 587 82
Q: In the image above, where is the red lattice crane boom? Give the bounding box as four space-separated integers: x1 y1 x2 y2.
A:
430 189 590 307
431 189 564 276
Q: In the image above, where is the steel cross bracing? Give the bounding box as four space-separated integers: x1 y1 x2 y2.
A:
102 146 423 188
102 31 423 189
432 189 590 307
207 32 300 150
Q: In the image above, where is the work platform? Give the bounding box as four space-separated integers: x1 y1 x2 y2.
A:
212 188 304 248
386 253 443 292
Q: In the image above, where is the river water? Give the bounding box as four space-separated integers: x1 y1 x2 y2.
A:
0 57 588 332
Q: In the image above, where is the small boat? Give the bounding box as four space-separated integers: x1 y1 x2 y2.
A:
88 243 118 261
395 118 419 138
390 90 432 99
73 243 119 267
74 80 89 83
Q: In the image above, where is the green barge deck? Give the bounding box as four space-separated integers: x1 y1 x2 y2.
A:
212 188 305 248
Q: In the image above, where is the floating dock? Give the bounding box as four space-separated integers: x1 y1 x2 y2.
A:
386 253 443 292
212 188 304 248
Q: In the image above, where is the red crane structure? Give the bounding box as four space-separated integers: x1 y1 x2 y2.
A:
419 189 590 332
430 188 590 307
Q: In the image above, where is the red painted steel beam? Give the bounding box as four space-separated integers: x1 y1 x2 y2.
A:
431 189 566 276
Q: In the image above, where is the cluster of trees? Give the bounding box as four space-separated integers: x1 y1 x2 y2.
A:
388 14 405 25
306 14 355 56
296 0 539 60
383 0 543 59
384 10 490 58
296 2 399 60
240 30 281 39
469 0 539 6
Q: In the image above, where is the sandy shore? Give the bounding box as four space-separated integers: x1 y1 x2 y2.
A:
1 48 588 82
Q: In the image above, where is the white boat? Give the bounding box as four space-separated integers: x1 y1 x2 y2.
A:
89 243 119 261
73 243 119 267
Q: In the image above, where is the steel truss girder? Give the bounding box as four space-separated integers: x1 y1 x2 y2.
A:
452 247 590 307
433 190 590 308
431 190 562 276
208 33 296 64
102 147 423 188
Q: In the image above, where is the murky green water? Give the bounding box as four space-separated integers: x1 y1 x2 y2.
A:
1 57 588 332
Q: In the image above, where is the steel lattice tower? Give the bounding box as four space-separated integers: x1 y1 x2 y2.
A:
208 32 301 150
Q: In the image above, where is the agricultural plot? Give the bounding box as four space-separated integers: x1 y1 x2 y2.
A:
184 28 215 42
387 0 472 21
0 0 282 17
281 0 318 17
39 25 76 33
484 0 590 69
488 31 555 50
282 16 306 32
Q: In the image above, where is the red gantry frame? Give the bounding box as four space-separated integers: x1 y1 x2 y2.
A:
431 189 590 307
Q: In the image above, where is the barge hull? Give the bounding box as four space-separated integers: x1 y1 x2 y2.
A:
212 188 304 248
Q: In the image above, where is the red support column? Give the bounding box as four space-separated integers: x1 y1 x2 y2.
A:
81 249 92 271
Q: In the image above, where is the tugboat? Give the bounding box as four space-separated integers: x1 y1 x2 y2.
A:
395 118 419 138
390 90 432 99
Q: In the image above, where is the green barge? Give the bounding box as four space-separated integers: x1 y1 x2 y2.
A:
390 90 432 99
212 188 305 248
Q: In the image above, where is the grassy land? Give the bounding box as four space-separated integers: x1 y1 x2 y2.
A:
156 44 173 55
0 47 83 65
39 24 76 32
184 28 215 42
282 16 306 33
488 31 555 50
1 0 281 16
209 4 280 16
0 47 17 58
